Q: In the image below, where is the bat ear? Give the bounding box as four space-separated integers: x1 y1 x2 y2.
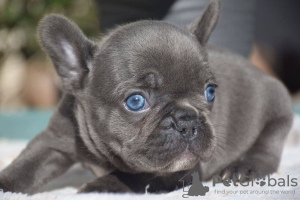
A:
188 0 221 46
38 14 95 93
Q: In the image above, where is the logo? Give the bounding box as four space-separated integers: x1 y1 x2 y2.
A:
212 174 298 187
180 171 209 198
180 171 298 198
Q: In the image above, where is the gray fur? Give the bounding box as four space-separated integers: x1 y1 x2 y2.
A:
0 0 293 194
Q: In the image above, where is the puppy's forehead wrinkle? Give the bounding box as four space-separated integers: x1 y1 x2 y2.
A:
112 71 162 97
137 72 163 89
177 100 200 117
113 78 137 97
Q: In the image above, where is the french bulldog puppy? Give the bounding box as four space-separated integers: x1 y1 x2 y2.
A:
0 0 293 194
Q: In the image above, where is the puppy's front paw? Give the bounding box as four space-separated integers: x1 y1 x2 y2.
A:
78 183 103 193
77 176 132 193
78 182 131 193
0 179 10 192
220 163 255 182
0 183 5 192
220 160 275 182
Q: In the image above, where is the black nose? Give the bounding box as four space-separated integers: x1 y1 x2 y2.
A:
174 108 199 141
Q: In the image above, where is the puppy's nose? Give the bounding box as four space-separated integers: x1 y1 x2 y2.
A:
174 109 199 141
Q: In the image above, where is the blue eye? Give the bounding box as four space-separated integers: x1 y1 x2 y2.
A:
205 86 215 102
125 94 146 111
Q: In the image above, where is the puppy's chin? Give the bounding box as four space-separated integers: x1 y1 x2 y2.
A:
134 149 213 174
159 138 216 173
163 148 215 173
165 150 199 172
135 152 199 174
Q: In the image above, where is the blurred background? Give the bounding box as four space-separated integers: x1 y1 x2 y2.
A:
0 0 299 139
0 0 99 138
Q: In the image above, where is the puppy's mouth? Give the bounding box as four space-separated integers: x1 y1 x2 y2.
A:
135 147 198 173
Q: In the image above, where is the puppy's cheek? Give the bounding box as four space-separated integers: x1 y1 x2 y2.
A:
107 120 159 171
104 110 142 155
107 110 138 137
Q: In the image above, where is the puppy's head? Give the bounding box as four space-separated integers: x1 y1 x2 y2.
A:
39 0 220 173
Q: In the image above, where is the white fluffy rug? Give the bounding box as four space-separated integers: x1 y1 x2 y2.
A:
1 115 300 200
